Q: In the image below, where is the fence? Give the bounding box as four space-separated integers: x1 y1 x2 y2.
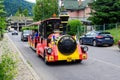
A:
78 23 120 44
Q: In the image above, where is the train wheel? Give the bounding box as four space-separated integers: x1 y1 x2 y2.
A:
76 60 82 63
44 52 49 64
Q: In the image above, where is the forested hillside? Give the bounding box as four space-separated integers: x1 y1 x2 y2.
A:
4 0 34 16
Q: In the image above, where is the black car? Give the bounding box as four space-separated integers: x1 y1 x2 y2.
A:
80 31 114 46
11 30 18 35
21 30 32 41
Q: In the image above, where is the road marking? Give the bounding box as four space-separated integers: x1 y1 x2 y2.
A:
90 57 120 69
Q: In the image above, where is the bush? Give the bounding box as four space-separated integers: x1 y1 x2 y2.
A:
106 28 120 44
0 53 17 80
0 29 4 40
0 40 18 80
21 26 38 31
67 19 83 36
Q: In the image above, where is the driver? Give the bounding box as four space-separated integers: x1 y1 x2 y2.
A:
48 23 61 42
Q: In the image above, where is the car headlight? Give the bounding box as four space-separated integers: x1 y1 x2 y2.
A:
47 48 52 54
81 46 88 52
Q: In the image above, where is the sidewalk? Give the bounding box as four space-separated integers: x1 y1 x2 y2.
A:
0 33 40 80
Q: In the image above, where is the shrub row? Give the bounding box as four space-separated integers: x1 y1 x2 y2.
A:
0 39 18 80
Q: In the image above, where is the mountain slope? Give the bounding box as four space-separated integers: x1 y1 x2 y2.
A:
4 0 34 16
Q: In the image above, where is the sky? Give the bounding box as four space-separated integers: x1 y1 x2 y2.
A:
25 0 36 3
25 0 84 3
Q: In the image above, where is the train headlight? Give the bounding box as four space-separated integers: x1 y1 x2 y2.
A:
47 48 52 54
81 46 88 52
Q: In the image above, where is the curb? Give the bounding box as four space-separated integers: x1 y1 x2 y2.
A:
6 34 40 80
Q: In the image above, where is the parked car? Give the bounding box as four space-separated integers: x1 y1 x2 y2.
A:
80 31 114 46
21 30 32 41
11 30 18 35
118 40 120 49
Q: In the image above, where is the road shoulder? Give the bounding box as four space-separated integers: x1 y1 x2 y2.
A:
1 33 40 80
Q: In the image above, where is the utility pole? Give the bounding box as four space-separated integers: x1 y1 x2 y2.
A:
58 0 60 15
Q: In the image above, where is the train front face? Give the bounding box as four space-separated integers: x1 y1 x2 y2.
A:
46 35 88 62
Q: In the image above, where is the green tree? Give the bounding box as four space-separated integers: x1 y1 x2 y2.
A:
89 0 120 25
23 9 28 16
0 0 6 16
67 19 83 36
15 7 29 17
4 0 34 16
0 0 6 29
33 0 58 21
0 0 6 39
15 6 23 16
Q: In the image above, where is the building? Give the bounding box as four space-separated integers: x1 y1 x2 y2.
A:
61 0 94 24
7 16 33 31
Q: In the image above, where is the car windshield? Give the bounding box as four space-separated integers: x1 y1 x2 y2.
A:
13 30 17 32
23 30 32 34
99 32 111 36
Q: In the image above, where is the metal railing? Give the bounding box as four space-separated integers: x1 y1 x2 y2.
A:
78 23 120 44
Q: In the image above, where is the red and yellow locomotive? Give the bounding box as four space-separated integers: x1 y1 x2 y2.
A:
28 15 88 64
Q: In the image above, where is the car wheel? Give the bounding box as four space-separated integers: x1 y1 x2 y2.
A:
80 39 83 45
93 40 97 47
109 44 113 46
44 52 49 64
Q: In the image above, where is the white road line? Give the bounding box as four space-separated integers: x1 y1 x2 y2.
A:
90 57 120 69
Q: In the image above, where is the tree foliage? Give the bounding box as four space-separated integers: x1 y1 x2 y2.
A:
33 0 58 21
23 9 29 17
0 0 6 30
89 0 120 25
21 26 38 31
67 19 83 36
15 7 29 17
0 0 6 17
4 0 34 16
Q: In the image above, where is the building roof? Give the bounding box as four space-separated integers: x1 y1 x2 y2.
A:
7 16 33 23
63 0 93 10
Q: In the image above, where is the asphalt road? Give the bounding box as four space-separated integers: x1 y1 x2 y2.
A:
8 32 120 80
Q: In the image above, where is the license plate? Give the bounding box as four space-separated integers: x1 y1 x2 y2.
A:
67 57 72 62
105 38 110 40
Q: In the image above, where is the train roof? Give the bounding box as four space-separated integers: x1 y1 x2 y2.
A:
41 18 61 23
27 18 61 26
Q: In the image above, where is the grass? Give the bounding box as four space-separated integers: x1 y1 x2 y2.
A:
106 28 120 44
0 38 18 80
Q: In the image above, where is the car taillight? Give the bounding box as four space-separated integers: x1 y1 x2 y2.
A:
96 36 103 38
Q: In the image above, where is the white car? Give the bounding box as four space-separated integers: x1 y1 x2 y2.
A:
12 30 18 35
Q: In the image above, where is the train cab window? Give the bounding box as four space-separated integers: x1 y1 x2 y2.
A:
46 24 53 37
